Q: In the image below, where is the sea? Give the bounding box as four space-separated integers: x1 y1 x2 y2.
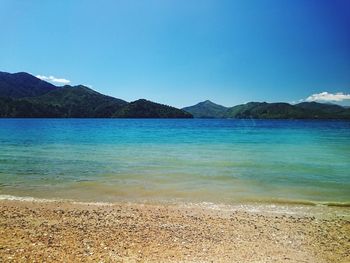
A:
0 119 349 207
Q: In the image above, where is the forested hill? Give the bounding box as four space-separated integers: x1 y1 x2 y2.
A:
2 71 349 119
0 71 192 118
183 101 350 119
182 100 228 118
0 71 58 98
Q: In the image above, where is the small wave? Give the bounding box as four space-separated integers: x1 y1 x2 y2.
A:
0 194 58 203
262 198 350 208
0 194 349 211
0 194 114 206
317 202 350 207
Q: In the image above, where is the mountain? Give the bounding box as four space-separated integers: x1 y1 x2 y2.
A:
224 102 260 118
295 102 350 119
182 100 350 119
0 71 192 118
224 102 350 119
224 102 305 119
182 100 228 118
296 102 346 114
26 85 128 117
114 99 193 118
0 71 58 98
1 71 349 119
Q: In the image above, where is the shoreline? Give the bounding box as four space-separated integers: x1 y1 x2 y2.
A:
0 194 349 217
1 198 349 262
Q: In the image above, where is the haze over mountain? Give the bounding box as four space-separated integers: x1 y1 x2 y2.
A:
0 71 192 118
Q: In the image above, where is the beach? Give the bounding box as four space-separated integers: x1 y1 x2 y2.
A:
0 199 349 262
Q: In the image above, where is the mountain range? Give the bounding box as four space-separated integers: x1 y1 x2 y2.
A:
183 100 350 119
0 71 192 118
1 71 349 119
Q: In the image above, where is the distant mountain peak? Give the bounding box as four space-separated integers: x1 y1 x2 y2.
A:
199 100 217 105
182 100 228 118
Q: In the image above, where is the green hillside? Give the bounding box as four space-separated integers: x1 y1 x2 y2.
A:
114 99 193 118
182 100 228 118
0 71 193 118
27 85 128 117
1 71 349 119
0 71 57 98
224 102 350 119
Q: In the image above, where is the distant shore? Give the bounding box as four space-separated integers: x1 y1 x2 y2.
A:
0 199 349 262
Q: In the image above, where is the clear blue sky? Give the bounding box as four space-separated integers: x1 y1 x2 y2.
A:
1 0 349 107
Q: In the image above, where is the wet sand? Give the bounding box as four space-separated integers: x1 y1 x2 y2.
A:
0 200 349 262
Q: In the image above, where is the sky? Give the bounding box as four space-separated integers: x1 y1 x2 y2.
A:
1 0 350 107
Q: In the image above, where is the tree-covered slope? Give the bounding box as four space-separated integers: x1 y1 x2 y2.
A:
1 71 348 119
224 102 306 119
114 99 193 118
224 102 350 119
182 100 228 118
0 71 57 98
0 97 63 117
295 102 350 119
26 85 128 117
0 71 193 118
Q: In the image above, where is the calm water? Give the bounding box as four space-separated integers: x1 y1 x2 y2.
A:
0 119 349 206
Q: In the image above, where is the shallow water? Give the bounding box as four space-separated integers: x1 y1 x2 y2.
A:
0 119 349 205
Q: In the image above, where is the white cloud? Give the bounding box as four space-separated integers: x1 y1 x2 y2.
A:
304 92 350 102
290 99 304 104
36 75 70 84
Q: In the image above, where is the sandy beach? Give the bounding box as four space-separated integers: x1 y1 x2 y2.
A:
0 199 349 262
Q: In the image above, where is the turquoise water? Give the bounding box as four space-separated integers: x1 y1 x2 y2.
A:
0 119 349 205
